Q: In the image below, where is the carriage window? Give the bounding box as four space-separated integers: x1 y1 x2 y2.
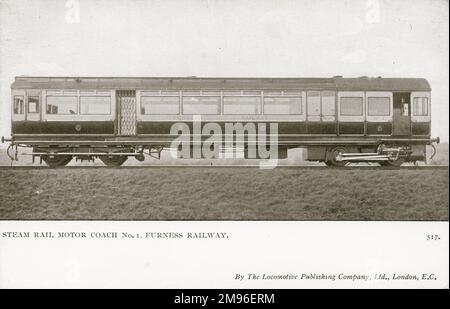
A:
263 97 302 115
46 90 61 95
80 96 111 115
141 96 179 115
223 97 261 115
413 97 429 116
62 90 78 95
46 96 78 114
183 90 201 96
96 91 112 96
264 90 282 95
284 90 302 95
13 96 24 114
28 96 40 113
242 90 261 95
182 96 221 115
141 91 161 96
161 91 179 95
368 97 390 116
307 91 320 116
321 91 335 116
340 97 363 116
80 90 96 95
202 91 221 95
223 90 241 95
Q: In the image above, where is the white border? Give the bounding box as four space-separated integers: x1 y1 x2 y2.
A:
0 221 447 289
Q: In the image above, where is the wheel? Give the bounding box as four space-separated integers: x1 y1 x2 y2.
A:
379 157 405 167
135 153 145 162
42 155 73 167
326 146 347 167
99 156 128 167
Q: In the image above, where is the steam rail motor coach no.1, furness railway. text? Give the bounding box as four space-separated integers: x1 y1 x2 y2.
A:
1 76 440 167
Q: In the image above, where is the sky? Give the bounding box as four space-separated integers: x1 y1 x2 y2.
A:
0 0 448 141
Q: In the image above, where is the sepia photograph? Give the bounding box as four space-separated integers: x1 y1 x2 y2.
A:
0 0 448 290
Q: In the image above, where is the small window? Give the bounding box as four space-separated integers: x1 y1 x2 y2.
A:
46 96 78 114
242 90 261 95
96 91 112 96
141 91 161 96
80 96 111 115
62 90 78 95
321 91 335 116
403 103 409 116
202 91 221 95
223 97 261 115
182 96 220 115
413 97 429 116
264 90 282 95
46 90 61 95
307 91 320 116
28 96 40 113
223 90 241 95
183 90 201 96
161 91 179 95
13 96 24 114
284 90 302 95
263 97 302 115
368 97 390 116
79 90 96 95
340 97 363 116
141 96 179 115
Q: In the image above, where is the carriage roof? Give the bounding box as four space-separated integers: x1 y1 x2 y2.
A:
11 76 431 92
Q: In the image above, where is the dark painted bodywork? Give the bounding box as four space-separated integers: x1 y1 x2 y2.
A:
12 121 114 134
8 77 434 164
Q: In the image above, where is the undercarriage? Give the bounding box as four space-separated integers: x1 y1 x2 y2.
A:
2 135 440 167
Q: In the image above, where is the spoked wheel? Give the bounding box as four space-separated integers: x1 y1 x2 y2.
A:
42 155 73 168
99 156 128 167
326 146 348 167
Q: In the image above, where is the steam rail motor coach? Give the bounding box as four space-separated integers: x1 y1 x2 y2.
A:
1 76 440 167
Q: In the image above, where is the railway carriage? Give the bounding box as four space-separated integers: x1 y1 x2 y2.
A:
2 76 439 167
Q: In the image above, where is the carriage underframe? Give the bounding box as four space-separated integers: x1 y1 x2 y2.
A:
4 135 439 167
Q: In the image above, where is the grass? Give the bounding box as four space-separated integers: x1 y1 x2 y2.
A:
0 167 447 220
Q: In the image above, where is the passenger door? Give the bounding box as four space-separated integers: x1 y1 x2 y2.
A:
26 90 41 121
117 90 137 136
392 92 411 135
307 91 337 134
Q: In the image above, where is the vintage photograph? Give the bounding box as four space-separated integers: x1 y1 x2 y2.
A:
0 0 448 222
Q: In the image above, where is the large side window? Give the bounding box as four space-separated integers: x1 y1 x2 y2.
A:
141 96 179 115
182 96 221 115
80 96 111 115
46 96 78 114
223 96 261 115
27 96 40 113
13 96 24 114
340 97 363 116
368 97 390 116
263 97 302 115
413 97 428 116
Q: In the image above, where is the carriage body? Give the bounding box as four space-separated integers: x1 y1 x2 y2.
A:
4 76 437 166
